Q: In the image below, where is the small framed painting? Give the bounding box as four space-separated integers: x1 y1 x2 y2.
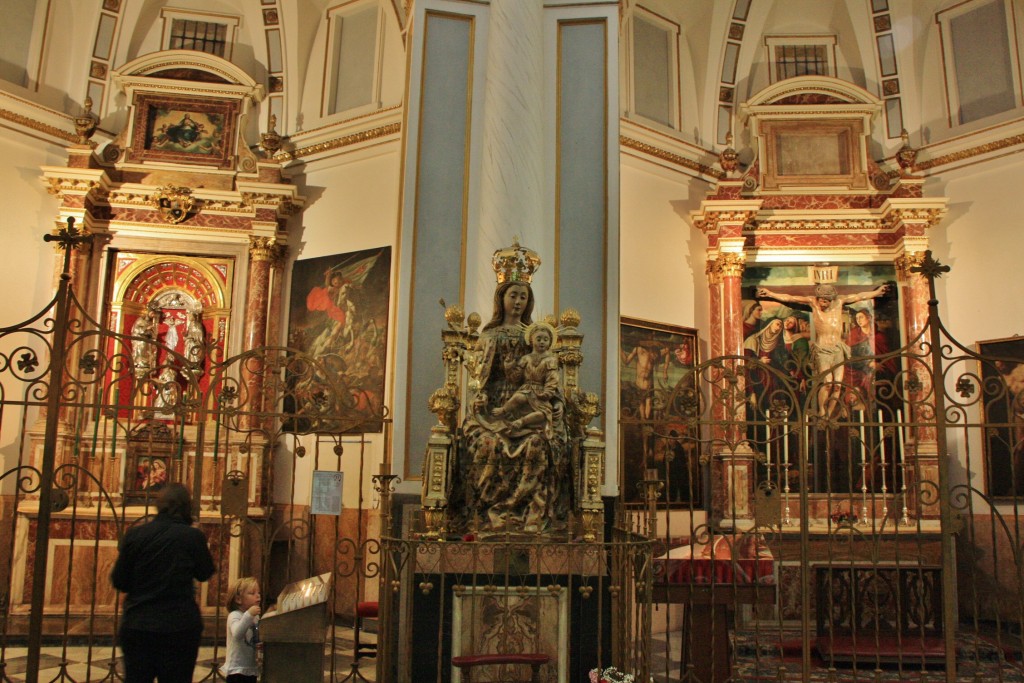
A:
619 317 701 507
976 335 1024 499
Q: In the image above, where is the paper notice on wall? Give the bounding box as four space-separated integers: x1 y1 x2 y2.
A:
311 470 344 515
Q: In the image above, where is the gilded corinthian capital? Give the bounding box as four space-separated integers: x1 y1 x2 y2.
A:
894 252 926 282
269 243 289 269
706 258 722 285
716 252 746 278
249 236 278 261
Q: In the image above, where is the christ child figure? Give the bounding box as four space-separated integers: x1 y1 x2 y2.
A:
493 321 563 437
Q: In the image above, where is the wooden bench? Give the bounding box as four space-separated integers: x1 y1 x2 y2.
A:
451 653 551 682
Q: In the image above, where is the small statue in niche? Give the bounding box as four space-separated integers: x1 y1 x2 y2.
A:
183 300 206 370
131 305 159 379
153 366 181 416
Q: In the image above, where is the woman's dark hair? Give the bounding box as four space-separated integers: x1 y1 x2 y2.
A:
157 483 193 524
483 281 535 331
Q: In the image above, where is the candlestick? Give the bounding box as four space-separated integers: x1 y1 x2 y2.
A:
897 408 910 525
859 411 868 525
877 409 887 469
782 417 791 526
878 409 889 521
766 419 772 486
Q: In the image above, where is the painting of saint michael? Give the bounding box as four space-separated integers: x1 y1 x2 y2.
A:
286 247 391 433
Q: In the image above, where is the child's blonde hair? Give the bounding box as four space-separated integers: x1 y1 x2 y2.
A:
227 576 259 612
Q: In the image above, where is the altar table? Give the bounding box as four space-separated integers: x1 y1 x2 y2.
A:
652 535 777 683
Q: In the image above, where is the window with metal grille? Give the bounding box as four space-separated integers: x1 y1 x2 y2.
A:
169 19 228 57
774 44 829 81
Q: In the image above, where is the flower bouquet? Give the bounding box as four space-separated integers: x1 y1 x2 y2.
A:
589 666 635 683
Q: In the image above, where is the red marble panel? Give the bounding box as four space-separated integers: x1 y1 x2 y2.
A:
48 543 119 608
759 194 884 211
891 183 923 198
61 195 86 208
751 232 902 248
101 207 253 230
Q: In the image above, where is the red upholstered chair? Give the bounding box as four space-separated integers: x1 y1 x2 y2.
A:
354 601 378 661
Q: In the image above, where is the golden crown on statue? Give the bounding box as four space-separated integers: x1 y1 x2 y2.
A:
492 238 541 284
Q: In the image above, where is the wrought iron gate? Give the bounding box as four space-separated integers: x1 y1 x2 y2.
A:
3 233 1024 683
0 226 388 682
633 254 1024 682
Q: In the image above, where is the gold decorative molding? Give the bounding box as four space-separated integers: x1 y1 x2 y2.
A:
883 208 946 229
620 135 724 179
45 177 101 197
249 236 279 261
692 209 760 235
0 107 76 143
751 219 884 232
916 132 1024 171
282 122 401 160
240 192 301 215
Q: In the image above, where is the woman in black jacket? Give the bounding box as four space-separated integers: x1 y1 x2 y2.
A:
111 483 216 683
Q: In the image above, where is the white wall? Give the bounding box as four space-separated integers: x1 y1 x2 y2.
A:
923 155 1024 501
0 133 65 482
928 154 1024 344
276 142 402 508
619 155 709 335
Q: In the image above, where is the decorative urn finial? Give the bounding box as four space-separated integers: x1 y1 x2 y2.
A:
260 114 283 158
74 97 98 146
896 129 917 176
719 132 739 176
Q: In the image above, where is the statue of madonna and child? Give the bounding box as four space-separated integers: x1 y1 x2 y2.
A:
425 240 604 539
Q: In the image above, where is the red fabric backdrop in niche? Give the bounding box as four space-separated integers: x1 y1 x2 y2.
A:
111 259 229 419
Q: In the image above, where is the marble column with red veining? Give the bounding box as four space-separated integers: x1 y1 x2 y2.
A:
896 251 939 518
711 252 754 527
707 258 723 363
719 254 746 360
265 243 288 349
243 237 276 429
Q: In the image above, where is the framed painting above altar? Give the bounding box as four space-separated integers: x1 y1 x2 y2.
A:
127 94 240 168
619 318 700 507
977 335 1024 499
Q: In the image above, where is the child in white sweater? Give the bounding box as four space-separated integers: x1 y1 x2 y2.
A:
223 577 261 683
